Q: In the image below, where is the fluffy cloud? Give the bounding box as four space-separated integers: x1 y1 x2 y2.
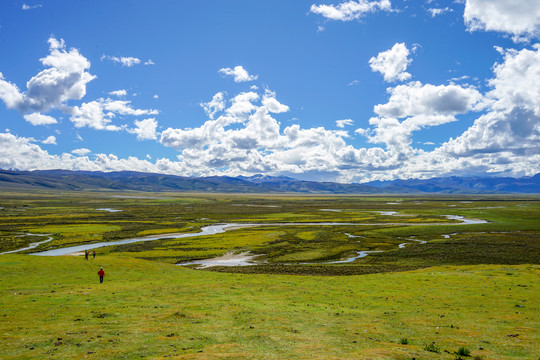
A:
100 98 159 116
72 148 91 156
226 92 260 117
160 116 233 150
347 49 535 180
262 90 289 113
129 118 158 140
68 98 158 131
69 100 122 131
219 66 258 82
161 90 355 177
369 43 412 82
358 114 457 153
23 113 57 125
440 110 540 157
0 37 95 114
0 133 50 169
0 73 23 110
438 45 540 159
310 0 391 21
108 89 127 97
336 119 354 128
464 0 540 41
352 44 540 181
0 36 162 146
0 132 194 175
374 81 485 118
200 92 226 119
487 44 540 115
42 136 56 145
353 81 486 168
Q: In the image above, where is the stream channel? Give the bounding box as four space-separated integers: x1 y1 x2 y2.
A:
23 215 488 266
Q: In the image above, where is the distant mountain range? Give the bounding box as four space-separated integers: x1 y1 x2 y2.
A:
0 169 539 194
364 174 540 194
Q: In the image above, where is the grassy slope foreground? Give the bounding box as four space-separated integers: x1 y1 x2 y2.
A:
0 255 538 360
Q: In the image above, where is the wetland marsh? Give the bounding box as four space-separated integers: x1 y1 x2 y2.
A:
0 190 538 359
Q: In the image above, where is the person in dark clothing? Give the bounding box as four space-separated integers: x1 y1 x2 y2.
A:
92 251 96 259
98 267 105 283
85 250 88 260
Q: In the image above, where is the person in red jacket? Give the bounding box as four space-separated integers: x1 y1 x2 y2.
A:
98 267 105 283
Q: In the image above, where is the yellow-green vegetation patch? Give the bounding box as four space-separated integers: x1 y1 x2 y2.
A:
136 228 183 236
254 212 318 220
109 228 283 262
296 231 316 240
25 224 122 248
28 224 121 234
271 245 357 263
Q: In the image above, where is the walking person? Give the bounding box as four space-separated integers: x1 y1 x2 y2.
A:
85 250 88 260
92 251 96 259
98 267 105 283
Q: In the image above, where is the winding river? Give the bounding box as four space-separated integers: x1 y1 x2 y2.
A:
24 215 487 259
0 234 54 255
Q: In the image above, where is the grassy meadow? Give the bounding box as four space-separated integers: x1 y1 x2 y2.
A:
0 190 539 359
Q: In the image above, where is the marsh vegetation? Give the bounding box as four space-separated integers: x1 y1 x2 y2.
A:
0 190 538 359
1 191 538 274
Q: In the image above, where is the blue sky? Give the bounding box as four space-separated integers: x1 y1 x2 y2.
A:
0 0 539 182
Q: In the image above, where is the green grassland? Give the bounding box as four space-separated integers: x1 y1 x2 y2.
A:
0 255 537 359
0 190 539 359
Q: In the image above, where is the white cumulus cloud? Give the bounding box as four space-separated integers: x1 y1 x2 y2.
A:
336 119 354 128
0 131 194 174
219 66 258 82
310 0 392 21
439 45 540 159
72 148 91 156
129 118 158 140
0 37 95 114
358 114 457 153
160 90 354 178
369 43 412 82
68 98 158 131
226 92 260 117
464 0 540 42
42 136 56 145
374 81 485 118
108 89 127 97
101 98 159 116
262 90 289 113
487 44 540 115
200 92 226 119
23 113 58 125
69 101 122 131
